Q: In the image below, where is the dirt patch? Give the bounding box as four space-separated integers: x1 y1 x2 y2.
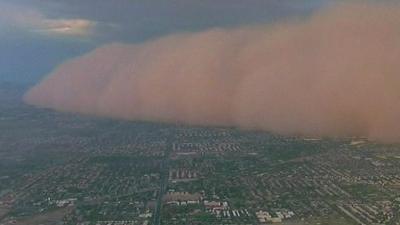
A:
12 208 69 225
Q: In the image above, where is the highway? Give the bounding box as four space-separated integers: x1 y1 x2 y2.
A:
153 135 172 225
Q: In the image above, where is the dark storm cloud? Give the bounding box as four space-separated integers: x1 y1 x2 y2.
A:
6 0 329 42
0 0 331 83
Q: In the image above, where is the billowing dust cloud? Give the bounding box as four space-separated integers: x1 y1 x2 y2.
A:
25 3 400 142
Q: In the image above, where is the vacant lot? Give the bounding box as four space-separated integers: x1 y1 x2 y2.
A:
283 216 356 225
12 208 68 225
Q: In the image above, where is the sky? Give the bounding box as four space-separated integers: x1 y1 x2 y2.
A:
0 0 330 84
5 0 400 141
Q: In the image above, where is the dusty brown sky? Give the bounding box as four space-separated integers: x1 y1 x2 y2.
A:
25 2 400 142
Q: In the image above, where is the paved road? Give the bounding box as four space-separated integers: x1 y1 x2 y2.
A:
153 136 172 225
